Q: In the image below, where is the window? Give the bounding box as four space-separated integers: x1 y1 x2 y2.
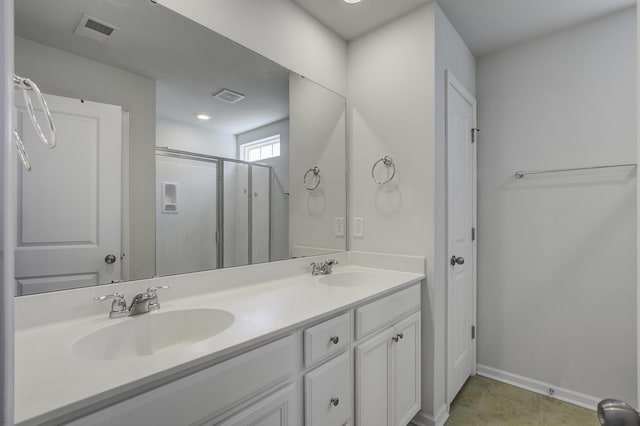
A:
240 135 281 162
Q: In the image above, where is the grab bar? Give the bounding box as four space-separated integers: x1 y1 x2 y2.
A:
515 163 636 179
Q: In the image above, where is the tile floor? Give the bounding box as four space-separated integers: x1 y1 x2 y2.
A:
446 376 599 425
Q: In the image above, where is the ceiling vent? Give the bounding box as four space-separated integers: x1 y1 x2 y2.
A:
74 14 119 44
213 89 245 104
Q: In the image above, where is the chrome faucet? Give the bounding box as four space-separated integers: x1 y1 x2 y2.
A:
310 259 339 275
95 285 170 318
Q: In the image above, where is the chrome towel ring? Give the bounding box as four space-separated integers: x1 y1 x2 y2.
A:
13 129 31 171
304 166 321 191
372 155 396 185
14 74 57 149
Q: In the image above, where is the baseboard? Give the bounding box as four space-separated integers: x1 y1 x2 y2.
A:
410 404 449 426
476 364 601 411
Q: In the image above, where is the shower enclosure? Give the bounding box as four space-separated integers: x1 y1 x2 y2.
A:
155 148 273 276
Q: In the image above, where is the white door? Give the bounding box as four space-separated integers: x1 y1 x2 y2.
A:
14 94 122 295
446 71 477 403
355 328 394 426
391 312 421 426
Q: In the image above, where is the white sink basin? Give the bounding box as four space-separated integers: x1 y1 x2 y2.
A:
71 309 235 361
318 271 377 287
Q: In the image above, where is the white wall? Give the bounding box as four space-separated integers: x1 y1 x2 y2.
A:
348 3 439 419
156 117 236 158
477 8 637 405
14 37 157 282
237 119 290 262
637 1 640 411
157 0 347 96
290 75 347 255
1 1 14 423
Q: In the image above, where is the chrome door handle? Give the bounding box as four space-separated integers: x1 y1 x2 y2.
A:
450 255 464 266
105 254 117 264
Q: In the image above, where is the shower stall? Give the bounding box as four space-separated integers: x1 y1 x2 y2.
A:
155 147 274 276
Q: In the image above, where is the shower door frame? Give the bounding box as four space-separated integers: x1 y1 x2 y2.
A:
155 147 273 270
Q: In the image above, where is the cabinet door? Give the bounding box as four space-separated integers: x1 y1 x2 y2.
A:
214 384 297 426
304 352 351 426
355 327 394 426
391 313 421 426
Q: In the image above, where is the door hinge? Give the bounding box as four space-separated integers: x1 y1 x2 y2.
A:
471 325 476 339
471 128 479 143
472 227 476 241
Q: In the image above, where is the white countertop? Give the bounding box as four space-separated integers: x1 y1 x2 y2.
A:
15 263 423 425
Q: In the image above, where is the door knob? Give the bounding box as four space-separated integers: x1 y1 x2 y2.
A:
105 254 117 264
450 255 465 266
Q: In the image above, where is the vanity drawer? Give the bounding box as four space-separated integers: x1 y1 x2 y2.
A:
304 351 351 426
68 336 296 426
355 284 420 340
304 312 350 367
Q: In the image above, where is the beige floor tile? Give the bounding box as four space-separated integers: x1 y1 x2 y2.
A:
446 376 599 426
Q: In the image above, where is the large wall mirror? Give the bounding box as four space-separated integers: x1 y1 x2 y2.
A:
13 0 347 296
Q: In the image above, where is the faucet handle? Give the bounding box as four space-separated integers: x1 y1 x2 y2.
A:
146 285 170 311
325 259 338 266
94 292 128 318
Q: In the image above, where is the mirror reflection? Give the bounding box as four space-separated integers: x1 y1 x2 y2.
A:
13 0 347 296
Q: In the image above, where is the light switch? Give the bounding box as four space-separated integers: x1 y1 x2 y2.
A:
335 217 345 237
353 217 364 238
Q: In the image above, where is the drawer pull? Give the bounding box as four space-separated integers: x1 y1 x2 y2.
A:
330 397 340 407
329 336 340 345
392 333 404 343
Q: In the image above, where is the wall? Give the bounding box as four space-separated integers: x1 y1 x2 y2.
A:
348 3 439 420
477 8 637 405
1 1 14 423
157 0 347 96
290 75 347 255
237 119 290 262
156 117 236 158
14 37 157 281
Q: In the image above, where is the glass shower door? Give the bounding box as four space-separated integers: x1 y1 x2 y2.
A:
155 155 217 275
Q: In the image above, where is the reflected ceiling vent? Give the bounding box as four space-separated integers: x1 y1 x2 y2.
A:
213 89 245 104
74 14 119 44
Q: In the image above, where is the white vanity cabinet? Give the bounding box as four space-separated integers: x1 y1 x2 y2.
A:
59 282 421 426
67 336 298 426
214 384 297 426
354 285 421 426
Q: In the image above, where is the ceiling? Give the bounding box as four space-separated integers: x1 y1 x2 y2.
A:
293 0 432 40
292 0 636 56
438 0 636 56
15 0 289 135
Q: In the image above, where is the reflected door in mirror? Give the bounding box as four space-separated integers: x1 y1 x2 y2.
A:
15 94 123 295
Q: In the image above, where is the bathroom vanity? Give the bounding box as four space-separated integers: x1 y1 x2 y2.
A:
14 252 424 426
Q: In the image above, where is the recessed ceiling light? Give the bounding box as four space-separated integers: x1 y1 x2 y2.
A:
344 0 362 3
196 114 211 121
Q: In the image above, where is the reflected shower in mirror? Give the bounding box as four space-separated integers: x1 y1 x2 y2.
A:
13 0 346 295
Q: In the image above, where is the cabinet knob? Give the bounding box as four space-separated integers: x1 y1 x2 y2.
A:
398 332 404 340
392 333 404 343
330 397 340 407
329 336 339 345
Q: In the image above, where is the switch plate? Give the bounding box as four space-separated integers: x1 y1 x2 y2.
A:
353 217 364 238
334 217 345 237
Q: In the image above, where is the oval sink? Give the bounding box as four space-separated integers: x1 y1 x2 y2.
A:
318 271 377 287
72 309 235 361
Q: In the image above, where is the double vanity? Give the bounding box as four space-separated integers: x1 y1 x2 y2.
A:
14 252 424 426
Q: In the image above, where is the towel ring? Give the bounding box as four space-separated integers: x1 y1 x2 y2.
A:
14 74 57 149
304 166 321 191
371 155 396 185
13 129 31 171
